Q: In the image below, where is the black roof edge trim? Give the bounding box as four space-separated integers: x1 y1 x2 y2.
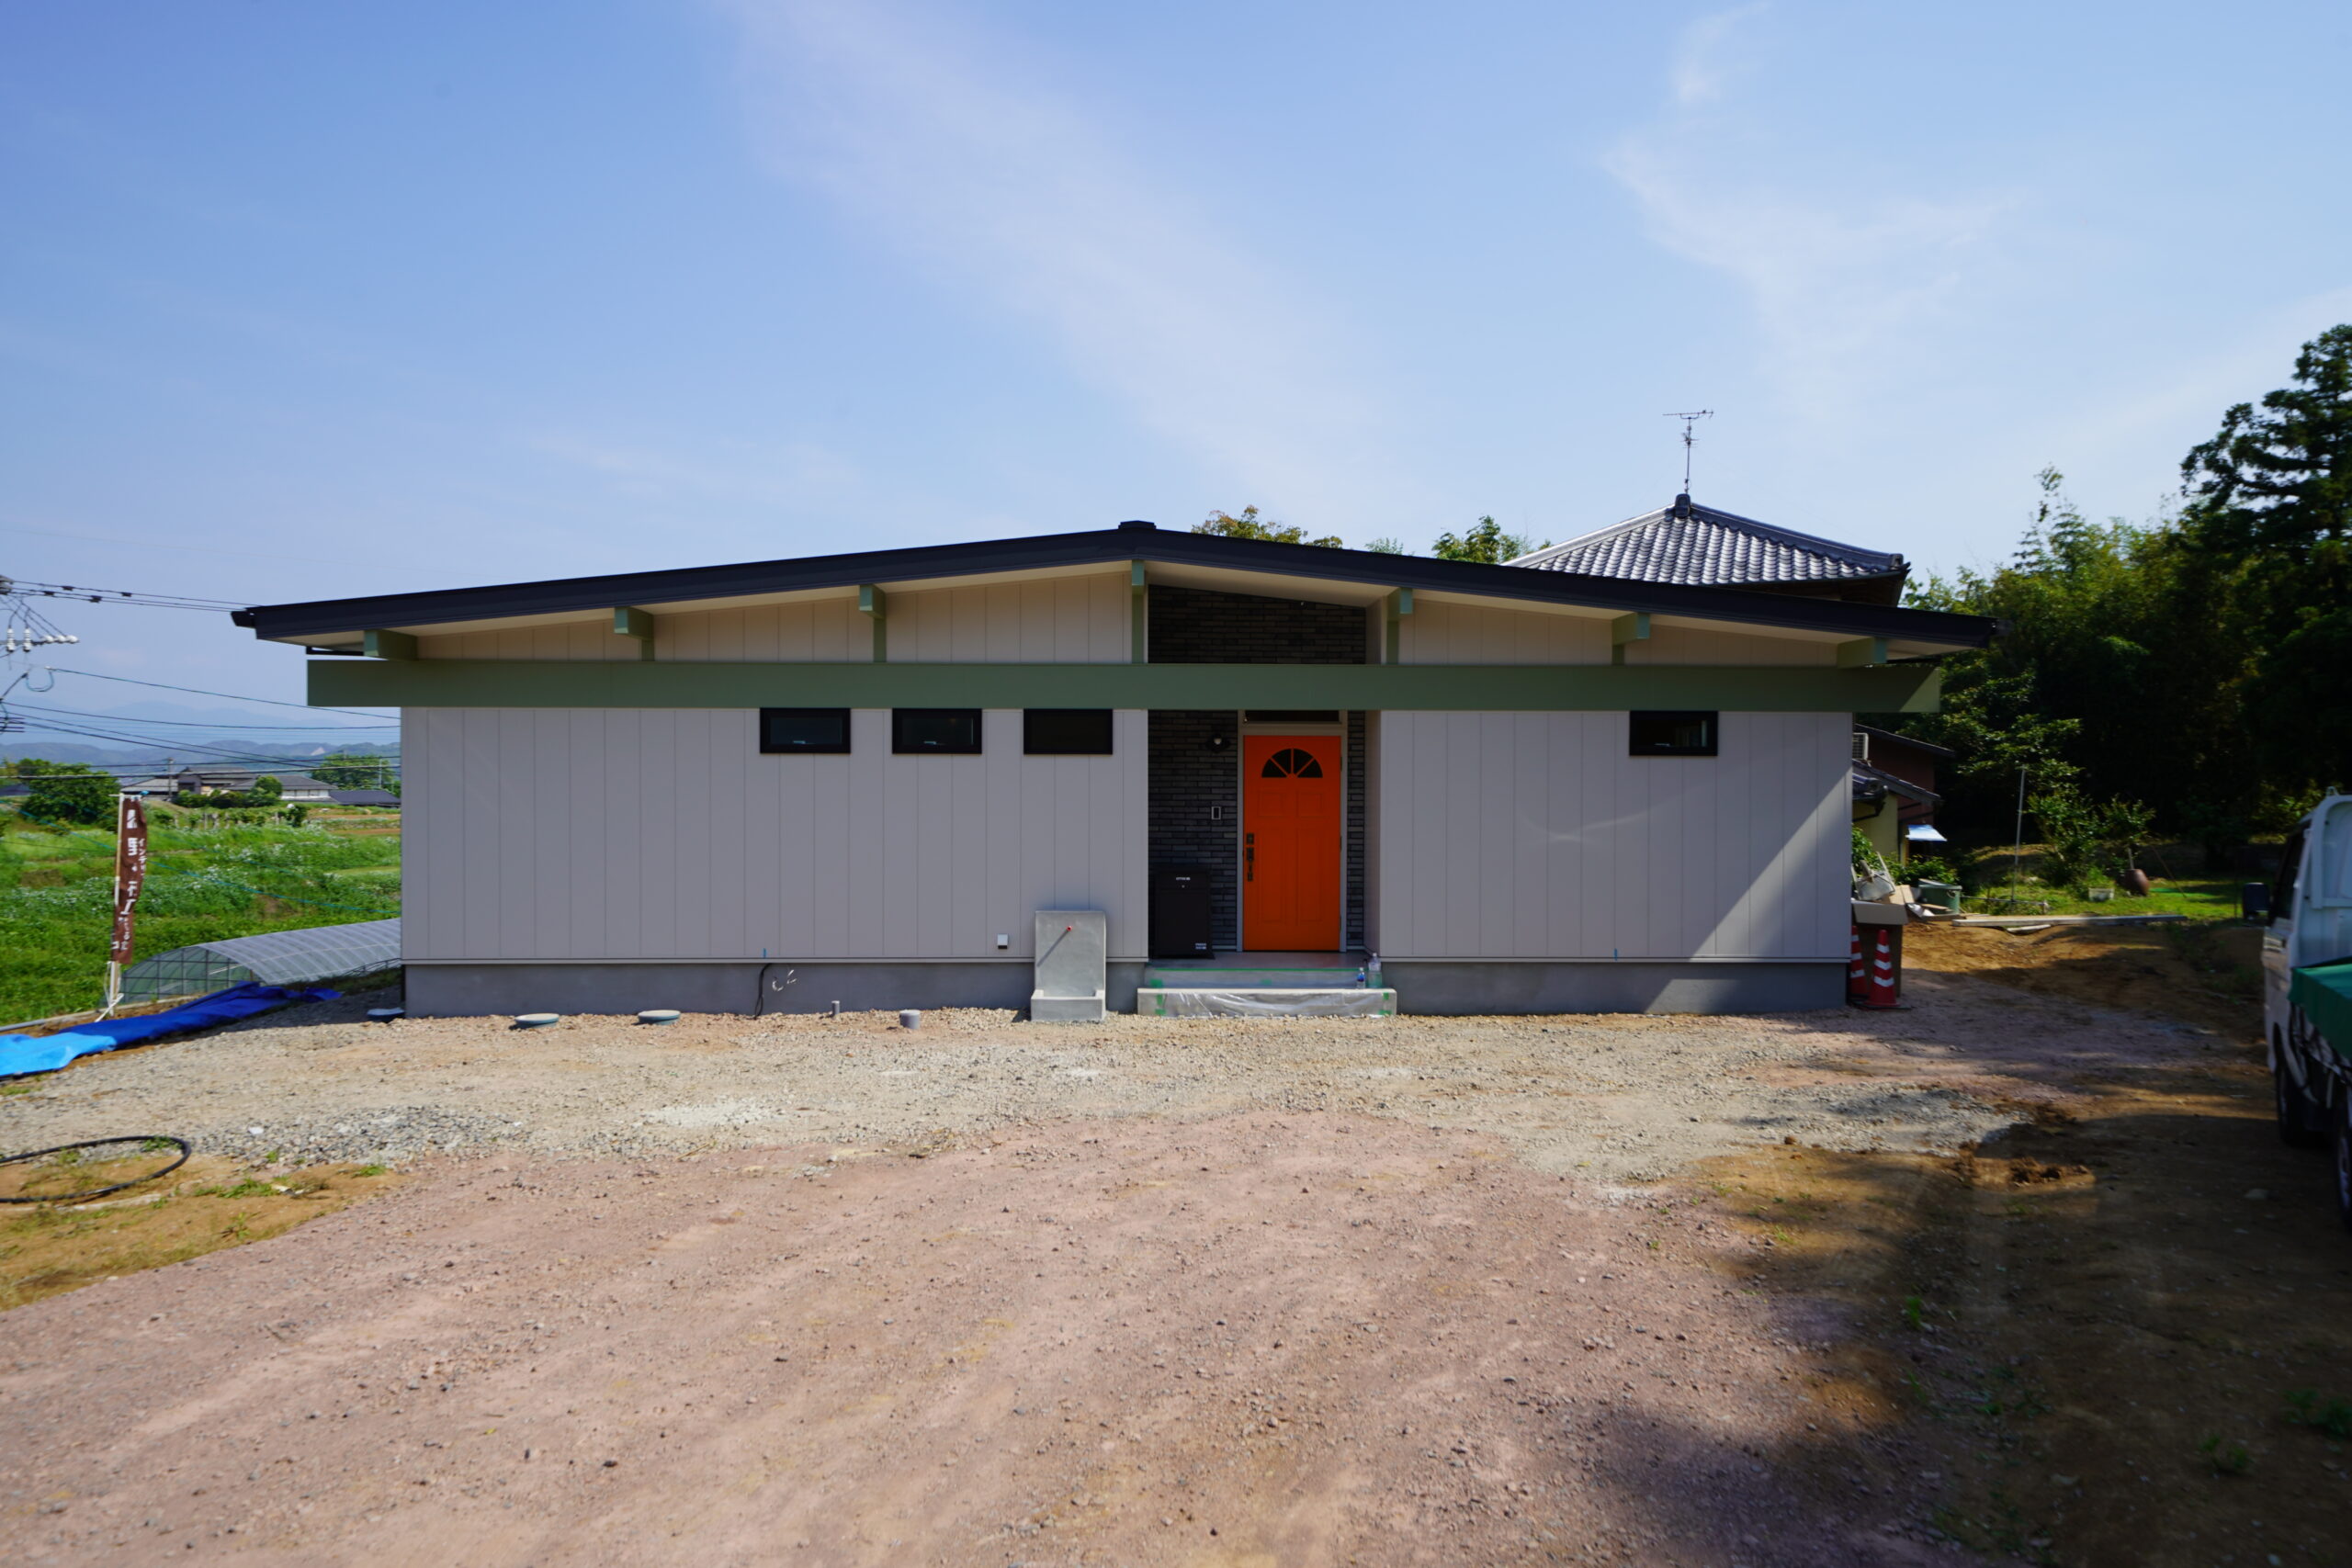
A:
1854 721 1960 758
233 526 1998 647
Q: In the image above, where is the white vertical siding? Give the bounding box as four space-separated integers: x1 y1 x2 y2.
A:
1370 711 1848 960
1629 623 1836 665
1396 601 1838 667
418 622 622 660
403 707 1148 962
657 598 866 662
1399 601 1610 664
884 574 1129 662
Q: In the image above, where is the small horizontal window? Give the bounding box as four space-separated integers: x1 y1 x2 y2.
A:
1243 710 1340 724
760 708 850 754
1024 709 1114 755
893 707 982 754
1629 710 1717 757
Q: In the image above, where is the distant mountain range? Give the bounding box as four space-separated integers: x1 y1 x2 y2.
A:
0 700 399 777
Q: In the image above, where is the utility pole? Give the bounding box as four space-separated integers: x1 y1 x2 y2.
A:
2007 767 2029 910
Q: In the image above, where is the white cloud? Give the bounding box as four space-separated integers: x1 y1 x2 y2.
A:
712 0 1409 525
1605 9 2015 423
1670 3 1767 106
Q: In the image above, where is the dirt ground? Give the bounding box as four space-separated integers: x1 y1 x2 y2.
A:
4 920 2349 1567
2 972 2187 1179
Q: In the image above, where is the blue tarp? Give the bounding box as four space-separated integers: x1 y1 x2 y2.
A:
0 983 340 1077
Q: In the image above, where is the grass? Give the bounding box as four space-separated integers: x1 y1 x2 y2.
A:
2284 1388 2352 1439
0 1152 401 1310
1925 841 2254 920
0 808 401 1022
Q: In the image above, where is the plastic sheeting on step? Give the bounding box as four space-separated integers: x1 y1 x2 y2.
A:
0 983 341 1077
1136 987 1396 1019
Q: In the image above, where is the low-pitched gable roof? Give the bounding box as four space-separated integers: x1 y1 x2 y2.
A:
233 520 1991 655
1513 496 1907 604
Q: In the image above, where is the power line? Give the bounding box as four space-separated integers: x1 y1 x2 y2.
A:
4 578 246 612
6 716 359 765
40 668 388 717
7 702 397 731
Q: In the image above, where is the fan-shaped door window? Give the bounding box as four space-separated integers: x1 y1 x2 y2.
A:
1260 747 1324 779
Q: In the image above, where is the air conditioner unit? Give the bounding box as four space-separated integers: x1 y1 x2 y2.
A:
1851 730 1870 763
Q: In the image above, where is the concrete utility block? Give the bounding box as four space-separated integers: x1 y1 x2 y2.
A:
1032 909 1107 1023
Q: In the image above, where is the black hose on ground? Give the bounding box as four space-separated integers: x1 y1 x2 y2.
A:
0 1136 192 1204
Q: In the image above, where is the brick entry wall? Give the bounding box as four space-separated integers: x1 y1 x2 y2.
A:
1147 709 1369 954
1145 587 1370 954
1147 585 1369 665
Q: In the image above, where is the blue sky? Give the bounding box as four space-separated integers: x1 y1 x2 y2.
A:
4 0 2347 707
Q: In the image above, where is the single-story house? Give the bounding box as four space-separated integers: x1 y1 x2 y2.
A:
171 767 334 802
231 512 1995 1017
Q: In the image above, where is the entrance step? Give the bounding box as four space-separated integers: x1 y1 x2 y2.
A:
1143 965 1369 990
1136 987 1396 1019
1143 951 1377 989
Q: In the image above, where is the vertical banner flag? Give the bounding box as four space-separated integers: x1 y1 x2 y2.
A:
109 794 148 965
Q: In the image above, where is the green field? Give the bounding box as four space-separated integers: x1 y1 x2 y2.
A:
0 810 401 1024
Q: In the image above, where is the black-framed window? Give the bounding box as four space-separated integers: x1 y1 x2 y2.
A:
1629 710 1717 757
1023 708 1114 755
893 707 983 754
759 707 851 754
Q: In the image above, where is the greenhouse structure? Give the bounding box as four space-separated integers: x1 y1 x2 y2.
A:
119 919 401 1002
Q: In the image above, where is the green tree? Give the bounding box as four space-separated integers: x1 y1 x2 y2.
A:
252 774 284 801
1430 515 1542 564
16 760 116 826
2177 322 2352 807
1879 468 2246 845
1363 536 1408 555
1193 506 1341 548
2030 784 2156 891
313 750 393 789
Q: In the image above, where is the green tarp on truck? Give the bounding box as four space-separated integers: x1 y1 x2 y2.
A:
2290 959 2352 1062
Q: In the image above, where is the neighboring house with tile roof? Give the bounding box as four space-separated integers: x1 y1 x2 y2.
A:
1851 724 1955 865
1510 494 1909 606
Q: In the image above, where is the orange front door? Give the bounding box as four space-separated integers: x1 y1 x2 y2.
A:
1242 734 1342 951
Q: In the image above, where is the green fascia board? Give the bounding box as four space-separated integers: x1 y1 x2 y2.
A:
310 659 1942 713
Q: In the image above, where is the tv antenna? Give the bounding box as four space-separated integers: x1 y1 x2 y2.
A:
1663 410 1713 493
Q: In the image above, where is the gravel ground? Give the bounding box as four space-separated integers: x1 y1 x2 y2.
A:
0 967 2204 1180
0 964 2236 1566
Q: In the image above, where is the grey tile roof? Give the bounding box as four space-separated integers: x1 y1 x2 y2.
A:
1511 497 1905 587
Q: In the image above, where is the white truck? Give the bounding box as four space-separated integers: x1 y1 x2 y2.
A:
2266 791 2352 1231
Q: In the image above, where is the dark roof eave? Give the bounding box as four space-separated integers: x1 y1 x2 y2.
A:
1854 721 1960 759
232 527 1997 649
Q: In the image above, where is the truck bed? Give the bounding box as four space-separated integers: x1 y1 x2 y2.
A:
2290 958 2352 1062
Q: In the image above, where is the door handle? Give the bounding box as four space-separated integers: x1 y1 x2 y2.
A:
1245 833 1254 882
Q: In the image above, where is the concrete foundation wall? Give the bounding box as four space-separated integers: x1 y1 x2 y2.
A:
1380 961 1844 1015
404 961 1148 1018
